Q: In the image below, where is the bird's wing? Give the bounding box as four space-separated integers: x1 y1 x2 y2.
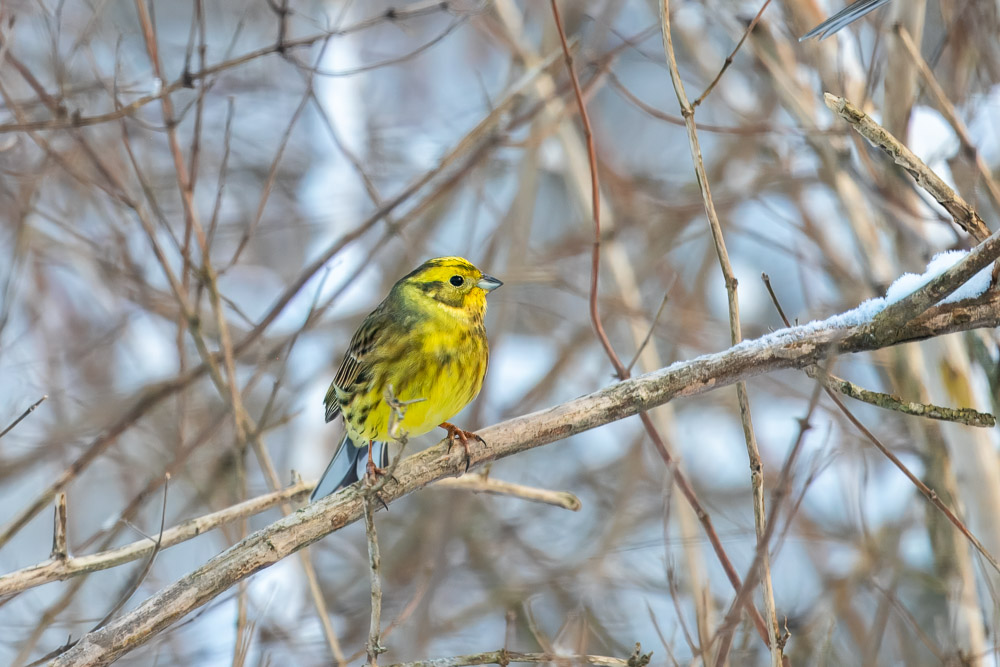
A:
324 308 388 423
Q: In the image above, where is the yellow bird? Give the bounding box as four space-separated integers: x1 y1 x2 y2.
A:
311 257 502 500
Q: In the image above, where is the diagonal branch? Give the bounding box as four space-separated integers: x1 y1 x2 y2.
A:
824 93 991 242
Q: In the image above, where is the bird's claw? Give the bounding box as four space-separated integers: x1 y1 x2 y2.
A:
439 421 483 472
365 459 387 482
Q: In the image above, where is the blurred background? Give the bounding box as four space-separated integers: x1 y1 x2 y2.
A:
2 0 1000 664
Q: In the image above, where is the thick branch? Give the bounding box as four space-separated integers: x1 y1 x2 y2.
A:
49 293 1000 666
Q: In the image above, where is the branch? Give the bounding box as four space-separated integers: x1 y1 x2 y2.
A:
434 475 581 511
0 479 310 597
0 2 462 135
383 645 650 667
46 292 1000 665
805 366 996 427
823 93 991 242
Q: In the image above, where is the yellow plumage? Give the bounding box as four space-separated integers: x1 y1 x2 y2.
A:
311 257 502 500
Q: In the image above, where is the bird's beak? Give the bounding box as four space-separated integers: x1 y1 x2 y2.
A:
477 275 503 292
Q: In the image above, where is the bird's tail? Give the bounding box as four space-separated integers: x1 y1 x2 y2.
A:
310 435 388 501
800 0 891 40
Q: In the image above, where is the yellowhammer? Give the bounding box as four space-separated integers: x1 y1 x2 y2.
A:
311 256 502 500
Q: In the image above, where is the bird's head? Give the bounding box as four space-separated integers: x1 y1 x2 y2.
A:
396 256 502 317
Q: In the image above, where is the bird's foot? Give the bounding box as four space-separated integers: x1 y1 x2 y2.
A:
365 459 387 481
439 421 485 472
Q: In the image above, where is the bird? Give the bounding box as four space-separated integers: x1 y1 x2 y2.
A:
310 256 503 501
800 0 894 40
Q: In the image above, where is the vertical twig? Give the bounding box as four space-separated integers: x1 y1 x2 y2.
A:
50 493 67 561
363 494 384 666
549 0 625 379
658 1 781 664
360 389 412 666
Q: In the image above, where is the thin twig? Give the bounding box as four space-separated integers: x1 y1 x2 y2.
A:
693 0 774 108
50 493 67 561
550 0 625 379
0 395 47 440
90 474 171 632
434 475 582 511
625 283 673 375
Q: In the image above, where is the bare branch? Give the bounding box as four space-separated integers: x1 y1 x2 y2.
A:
823 93 991 242
434 474 582 511
0 479 310 597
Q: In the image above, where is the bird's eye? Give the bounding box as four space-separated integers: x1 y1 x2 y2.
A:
449 275 464 287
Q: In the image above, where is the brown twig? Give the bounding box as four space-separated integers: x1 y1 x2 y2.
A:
625 284 673 375
550 0 625 379
693 0 774 108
